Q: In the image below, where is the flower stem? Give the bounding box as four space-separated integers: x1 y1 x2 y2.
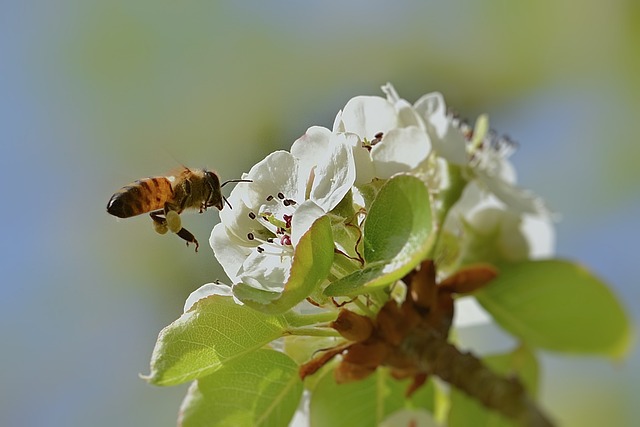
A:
353 297 376 317
332 251 362 277
437 163 466 228
428 163 467 259
284 310 338 327
285 326 341 337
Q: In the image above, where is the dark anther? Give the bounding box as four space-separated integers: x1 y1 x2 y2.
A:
247 233 255 240
283 214 293 229
374 132 384 139
266 195 274 201
280 235 292 246
257 247 264 253
277 192 285 200
285 199 297 206
249 212 256 219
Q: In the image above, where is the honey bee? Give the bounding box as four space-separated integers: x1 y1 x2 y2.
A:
107 167 248 251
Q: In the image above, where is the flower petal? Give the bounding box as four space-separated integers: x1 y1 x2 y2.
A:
238 250 292 292
381 82 423 128
210 223 253 283
241 151 305 212
337 96 399 140
477 171 549 216
309 134 356 211
290 200 325 247
521 213 555 258
290 126 333 174
218 184 261 243
370 126 431 179
414 92 467 164
453 296 492 327
468 207 530 262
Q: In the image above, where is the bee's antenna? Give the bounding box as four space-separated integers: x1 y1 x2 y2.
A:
223 195 233 210
221 179 252 188
220 179 251 210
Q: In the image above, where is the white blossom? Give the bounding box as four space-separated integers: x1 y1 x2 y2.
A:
210 141 355 294
330 84 433 184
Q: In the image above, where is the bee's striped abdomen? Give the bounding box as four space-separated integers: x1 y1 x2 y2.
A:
107 177 174 218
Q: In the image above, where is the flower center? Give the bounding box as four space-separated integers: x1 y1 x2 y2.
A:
361 131 384 151
449 113 517 174
245 191 300 256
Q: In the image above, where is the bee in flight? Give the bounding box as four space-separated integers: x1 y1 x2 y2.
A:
107 167 249 251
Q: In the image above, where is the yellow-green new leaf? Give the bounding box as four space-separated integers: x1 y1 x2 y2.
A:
179 349 302 427
145 295 289 386
324 175 433 296
476 260 631 358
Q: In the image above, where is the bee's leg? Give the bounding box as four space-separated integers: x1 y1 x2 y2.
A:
176 228 200 252
150 210 168 235
157 203 198 251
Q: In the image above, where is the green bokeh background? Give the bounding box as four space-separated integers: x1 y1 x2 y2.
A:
2 1 638 426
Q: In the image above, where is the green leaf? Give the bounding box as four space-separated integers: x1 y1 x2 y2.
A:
309 367 435 427
145 295 290 386
234 215 334 314
362 175 431 263
476 260 631 357
179 349 303 427
324 175 433 297
448 346 539 427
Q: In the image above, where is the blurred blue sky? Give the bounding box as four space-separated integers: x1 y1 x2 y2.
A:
1 1 638 426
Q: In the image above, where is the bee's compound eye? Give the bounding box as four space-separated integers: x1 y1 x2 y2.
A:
153 221 169 235
166 210 182 233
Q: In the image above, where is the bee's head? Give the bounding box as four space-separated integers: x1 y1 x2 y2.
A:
205 171 252 210
204 170 224 210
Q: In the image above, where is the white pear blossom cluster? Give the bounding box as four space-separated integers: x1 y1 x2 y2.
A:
209 83 553 298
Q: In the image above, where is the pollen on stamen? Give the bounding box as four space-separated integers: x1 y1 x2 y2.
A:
280 235 292 246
